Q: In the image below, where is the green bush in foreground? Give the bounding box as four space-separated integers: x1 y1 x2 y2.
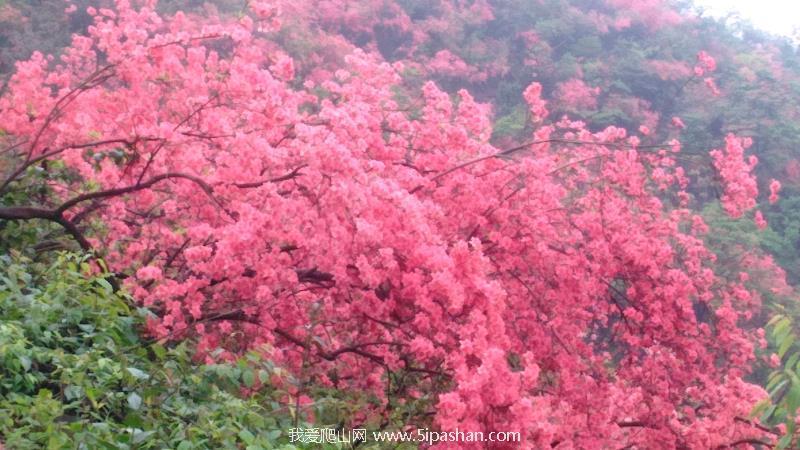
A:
0 251 338 450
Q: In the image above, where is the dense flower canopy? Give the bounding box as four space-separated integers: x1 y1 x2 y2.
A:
0 0 778 448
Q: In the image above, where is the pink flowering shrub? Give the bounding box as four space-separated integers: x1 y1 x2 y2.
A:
710 134 759 218
555 78 600 110
0 1 775 448
523 82 548 122
769 179 782 204
695 51 717 76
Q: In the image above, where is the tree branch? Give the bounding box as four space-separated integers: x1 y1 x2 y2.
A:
1 172 224 254
233 164 308 189
0 206 55 221
55 172 218 215
199 309 448 377
734 416 781 436
715 438 773 449
1 136 158 195
410 138 682 194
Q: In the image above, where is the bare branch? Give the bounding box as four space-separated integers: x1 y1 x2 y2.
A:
715 438 773 449
0 137 159 195
410 138 682 194
55 172 218 215
233 164 308 189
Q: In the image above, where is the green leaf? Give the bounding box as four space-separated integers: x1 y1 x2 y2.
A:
785 372 800 413
761 404 778 423
127 392 142 411
132 429 155 444
95 278 113 294
773 317 792 342
769 314 788 327
779 335 795 359
64 385 83 400
150 343 166 360
243 369 255 388
768 376 788 395
786 353 800 373
123 413 144 429
126 367 150 380
239 429 256 444
267 430 282 440
19 355 31 372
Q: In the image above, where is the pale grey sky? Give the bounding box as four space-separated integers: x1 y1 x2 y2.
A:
692 0 800 38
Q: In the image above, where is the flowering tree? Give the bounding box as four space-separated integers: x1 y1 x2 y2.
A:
0 1 777 448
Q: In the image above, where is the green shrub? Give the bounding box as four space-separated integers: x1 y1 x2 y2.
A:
0 251 338 449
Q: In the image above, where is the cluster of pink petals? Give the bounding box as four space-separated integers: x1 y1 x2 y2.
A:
523 82 548 122
555 78 601 110
754 210 768 230
710 134 759 218
694 50 717 76
769 179 782 204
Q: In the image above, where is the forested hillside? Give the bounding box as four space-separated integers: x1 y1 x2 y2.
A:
1 0 800 448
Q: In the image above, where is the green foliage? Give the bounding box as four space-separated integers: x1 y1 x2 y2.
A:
0 154 77 256
492 106 528 141
699 202 800 384
701 194 800 297
701 203 762 257
0 251 344 449
763 194 800 284
754 312 800 448
567 36 602 59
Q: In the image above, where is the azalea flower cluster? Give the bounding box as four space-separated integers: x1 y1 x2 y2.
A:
710 134 759 218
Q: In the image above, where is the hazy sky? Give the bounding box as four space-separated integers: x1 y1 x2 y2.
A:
692 0 800 38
